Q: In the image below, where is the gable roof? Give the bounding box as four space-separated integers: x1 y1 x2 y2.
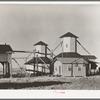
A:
25 57 51 64
34 41 48 46
56 52 82 58
60 32 78 38
0 44 13 53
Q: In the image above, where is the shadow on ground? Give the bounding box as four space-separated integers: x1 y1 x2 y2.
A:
0 81 72 89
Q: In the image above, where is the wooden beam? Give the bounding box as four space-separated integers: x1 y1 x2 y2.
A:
71 64 73 77
36 55 38 76
26 69 45 73
13 50 51 55
10 63 12 78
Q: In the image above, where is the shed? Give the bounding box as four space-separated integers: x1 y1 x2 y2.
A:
25 57 51 75
0 44 13 78
25 41 52 76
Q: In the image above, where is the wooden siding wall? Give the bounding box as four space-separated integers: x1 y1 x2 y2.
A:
0 53 11 63
73 64 86 77
62 37 70 52
35 45 46 57
62 64 72 76
54 58 87 77
62 63 86 77
54 61 62 75
57 58 87 64
70 37 76 52
62 37 76 52
0 53 12 78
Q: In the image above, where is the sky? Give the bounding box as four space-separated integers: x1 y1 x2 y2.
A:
0 4 100 68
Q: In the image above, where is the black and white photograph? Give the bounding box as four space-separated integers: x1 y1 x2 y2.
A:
0 2 100 96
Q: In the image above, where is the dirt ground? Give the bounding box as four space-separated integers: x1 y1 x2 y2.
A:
0 75 100 90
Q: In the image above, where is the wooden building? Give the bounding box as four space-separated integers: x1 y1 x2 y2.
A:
25 41 51 76
54 32 97 77
0 44 13 78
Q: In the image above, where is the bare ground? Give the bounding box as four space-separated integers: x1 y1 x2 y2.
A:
0 75 100 90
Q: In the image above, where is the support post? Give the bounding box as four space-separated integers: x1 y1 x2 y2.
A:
33 53 35 76
3 63 6 77
44 64 45 75
45 46 47 57
42 66 43 75
50 63 52 74
71 64 73 77
6 63 8 77
61 41 63 58
10 63 12 78
3 63 4 77
34 63 35 76
8 63 10 78
75 38 77 52
36 55 38 76
89 63 91 75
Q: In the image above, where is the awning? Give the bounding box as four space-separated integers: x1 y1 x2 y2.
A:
88 60 100 64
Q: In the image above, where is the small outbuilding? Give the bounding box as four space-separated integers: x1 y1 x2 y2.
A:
25 41 52 76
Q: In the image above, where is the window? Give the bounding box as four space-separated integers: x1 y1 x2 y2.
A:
75 63 78 67
83 64 86 66
59 66 61 74
66 44 68 48
68 66 71 71
78 67 81 71
55 68 57 71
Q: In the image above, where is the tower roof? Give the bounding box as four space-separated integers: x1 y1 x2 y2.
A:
34 41 48 46
60 32 78 38
0 44 13 53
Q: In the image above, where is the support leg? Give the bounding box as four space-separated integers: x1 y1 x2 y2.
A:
3 63 4 78
10 63 12 78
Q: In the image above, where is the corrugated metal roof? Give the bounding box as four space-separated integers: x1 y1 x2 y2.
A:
34 41 48 46
56 52 82 58
0 44 13 53
82 55 97 59
56 57 88 64
60 32 78 38
56 52 96 59
25 57 51 64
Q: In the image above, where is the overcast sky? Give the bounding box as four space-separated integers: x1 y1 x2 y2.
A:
0 4 100 67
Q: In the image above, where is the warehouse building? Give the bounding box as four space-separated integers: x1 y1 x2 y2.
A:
53 32 97 77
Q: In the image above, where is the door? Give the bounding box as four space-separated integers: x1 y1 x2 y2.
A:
62 64 72 76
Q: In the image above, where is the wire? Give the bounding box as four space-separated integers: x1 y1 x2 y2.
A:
52 41 63 52
77 40 91 55
12 58 26 73
47 47 56 60
38 56 49 68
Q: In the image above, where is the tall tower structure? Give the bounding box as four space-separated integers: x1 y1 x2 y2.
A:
34 41 48 57
60 32 78 52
